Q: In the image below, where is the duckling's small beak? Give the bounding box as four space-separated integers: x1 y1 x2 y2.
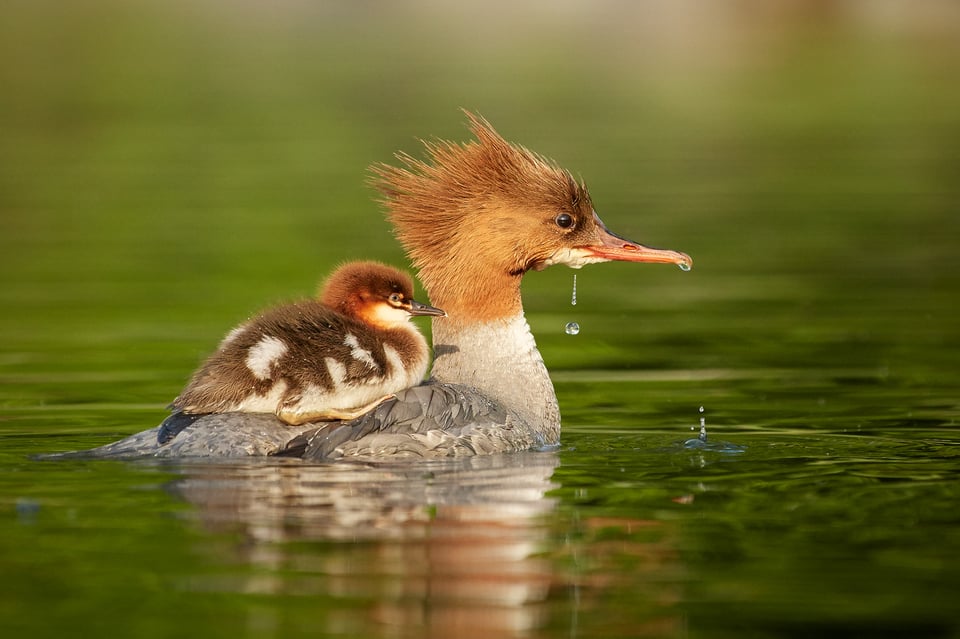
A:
581 211 692 270
406 299 447 317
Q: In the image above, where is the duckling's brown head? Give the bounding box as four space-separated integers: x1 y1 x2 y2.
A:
320 261 444 329
371 112 691 322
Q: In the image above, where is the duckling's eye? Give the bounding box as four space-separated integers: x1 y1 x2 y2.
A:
555 213 574 229
388 293 403 305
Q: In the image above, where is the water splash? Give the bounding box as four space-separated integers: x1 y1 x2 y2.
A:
681 406 747 453
688 406 707 441
685 406 709 447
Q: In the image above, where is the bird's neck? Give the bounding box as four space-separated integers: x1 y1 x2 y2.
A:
429 311 560 441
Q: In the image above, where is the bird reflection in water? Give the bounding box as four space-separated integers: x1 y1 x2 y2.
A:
164 452 682 637
168 452 559 637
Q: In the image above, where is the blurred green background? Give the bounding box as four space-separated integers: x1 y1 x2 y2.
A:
2 3 960 638
1 0 958 420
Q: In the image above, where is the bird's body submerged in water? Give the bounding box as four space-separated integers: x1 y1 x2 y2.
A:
79 113 691 460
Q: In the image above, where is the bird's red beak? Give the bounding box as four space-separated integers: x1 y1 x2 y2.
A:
580 211 692 270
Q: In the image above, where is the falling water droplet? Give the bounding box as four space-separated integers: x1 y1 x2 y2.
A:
565 274 580 336
678 261 692 272
698 406 707 441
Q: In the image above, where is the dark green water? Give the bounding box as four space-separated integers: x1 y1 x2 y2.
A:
2 3 959 637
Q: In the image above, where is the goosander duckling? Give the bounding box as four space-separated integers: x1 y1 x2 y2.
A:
72 112 690 460
159 261 444 442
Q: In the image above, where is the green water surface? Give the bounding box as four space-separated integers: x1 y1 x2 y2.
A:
2 3 959 638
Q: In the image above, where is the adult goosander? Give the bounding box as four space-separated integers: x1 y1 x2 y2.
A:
158 261 444 443
72 112 690 460
282 112 691 459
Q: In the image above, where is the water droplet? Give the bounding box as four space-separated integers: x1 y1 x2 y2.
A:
565 322 580 335
698 406 704 413
678 261 692 272
571 274 577 306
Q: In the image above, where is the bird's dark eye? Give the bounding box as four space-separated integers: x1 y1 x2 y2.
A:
555 213 574 229
388 293 403 304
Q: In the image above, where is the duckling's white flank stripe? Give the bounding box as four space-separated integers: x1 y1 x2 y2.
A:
382 344 404 378
325 357 346 389
246 336 288 380
344 333 379 370
233 380 288 413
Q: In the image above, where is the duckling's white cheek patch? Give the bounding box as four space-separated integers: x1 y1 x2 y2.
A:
344 333 379 370
371 304 415 328
245 336 288 380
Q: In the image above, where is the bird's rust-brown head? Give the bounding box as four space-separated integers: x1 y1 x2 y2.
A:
370 112 691 323
319 261 444 329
